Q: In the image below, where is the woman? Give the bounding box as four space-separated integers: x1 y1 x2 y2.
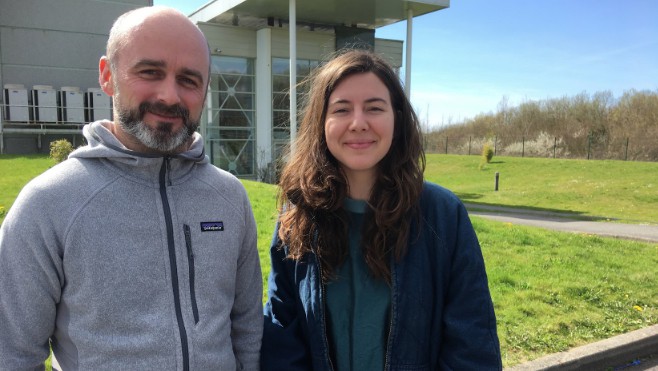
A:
262 49 501 370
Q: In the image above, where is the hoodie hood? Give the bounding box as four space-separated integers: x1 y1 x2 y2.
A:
71 120 207 163
69 120 209 184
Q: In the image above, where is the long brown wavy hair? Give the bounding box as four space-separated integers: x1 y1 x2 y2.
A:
277 49 426 283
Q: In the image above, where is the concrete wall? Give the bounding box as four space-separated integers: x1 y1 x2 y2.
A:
0 0 150 91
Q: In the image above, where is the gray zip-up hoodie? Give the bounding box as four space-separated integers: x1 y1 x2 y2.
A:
0 121 262 370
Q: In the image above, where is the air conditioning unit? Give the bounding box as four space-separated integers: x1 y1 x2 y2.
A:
85 88 112 122
59 86 85 123
3 84 30 122
32 85 58 122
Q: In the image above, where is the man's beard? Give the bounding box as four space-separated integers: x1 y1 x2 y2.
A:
116 101 199 153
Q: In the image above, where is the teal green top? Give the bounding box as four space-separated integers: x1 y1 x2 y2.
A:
325 198 391 371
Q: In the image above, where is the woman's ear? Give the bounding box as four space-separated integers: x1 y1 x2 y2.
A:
99 56 114 96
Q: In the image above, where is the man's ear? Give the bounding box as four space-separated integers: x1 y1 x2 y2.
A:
99 56 114 96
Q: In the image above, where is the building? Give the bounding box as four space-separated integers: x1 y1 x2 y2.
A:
0 0 151 154
0 0 449 179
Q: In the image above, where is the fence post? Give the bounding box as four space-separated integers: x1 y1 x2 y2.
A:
554 137 557 158
494 136 497 155
522 137 525 158
587 133 592 160
624 137 629 161
468 136 472 155
444 137 448 154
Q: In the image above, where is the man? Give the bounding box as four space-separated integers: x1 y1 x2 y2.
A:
0 6 262 370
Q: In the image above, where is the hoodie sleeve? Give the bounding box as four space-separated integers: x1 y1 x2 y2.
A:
230 189 263 370
0 182 63 369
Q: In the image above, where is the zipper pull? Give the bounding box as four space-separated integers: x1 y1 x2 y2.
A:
165 157 173 186
184 224 194 259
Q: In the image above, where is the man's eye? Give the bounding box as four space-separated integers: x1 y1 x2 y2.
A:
139 70 160 77
179 77 199 87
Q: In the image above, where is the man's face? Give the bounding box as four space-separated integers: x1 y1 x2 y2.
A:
100 14 210 154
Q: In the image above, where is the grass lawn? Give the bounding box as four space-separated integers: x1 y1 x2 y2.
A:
425 154 658 223
1 154 656 367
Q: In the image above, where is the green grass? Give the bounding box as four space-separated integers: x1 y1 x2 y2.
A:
241 179 279 303
474 218 657 365
1 154 657 368
0 155 58 224
425 154 658 223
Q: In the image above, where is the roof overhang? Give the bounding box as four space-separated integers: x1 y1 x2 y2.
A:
190 0 449 30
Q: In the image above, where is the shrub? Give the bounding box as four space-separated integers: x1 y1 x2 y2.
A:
49 139 74 164
482 142 494 163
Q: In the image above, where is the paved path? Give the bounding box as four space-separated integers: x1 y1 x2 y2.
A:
465 203 658 243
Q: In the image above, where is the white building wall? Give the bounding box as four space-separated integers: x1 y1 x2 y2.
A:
375 38 404 68
256 28 273 174
0 0 149 90
271 28 335 60
199 23 257 58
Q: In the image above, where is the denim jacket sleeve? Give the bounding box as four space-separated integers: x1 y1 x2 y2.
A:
261 223 313 370
436 191 502 370
390 182 501 370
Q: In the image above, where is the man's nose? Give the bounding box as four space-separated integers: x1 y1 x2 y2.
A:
156 76 182 105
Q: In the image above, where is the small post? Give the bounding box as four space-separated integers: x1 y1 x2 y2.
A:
495 172 500 191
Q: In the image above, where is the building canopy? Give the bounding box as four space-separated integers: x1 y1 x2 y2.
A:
190 0 449 30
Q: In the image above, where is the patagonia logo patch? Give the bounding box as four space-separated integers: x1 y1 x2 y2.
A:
200 221 224 232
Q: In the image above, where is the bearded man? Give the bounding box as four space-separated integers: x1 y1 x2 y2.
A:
0 6 262 370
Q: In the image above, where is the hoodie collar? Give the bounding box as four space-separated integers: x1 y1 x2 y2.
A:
69 121 209 183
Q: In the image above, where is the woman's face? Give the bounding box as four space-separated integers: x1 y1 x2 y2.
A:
324 72 395 190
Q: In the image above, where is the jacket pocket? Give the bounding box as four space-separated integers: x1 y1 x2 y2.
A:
183 224 200 324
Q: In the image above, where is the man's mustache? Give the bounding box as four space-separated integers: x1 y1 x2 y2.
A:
138 101 190 120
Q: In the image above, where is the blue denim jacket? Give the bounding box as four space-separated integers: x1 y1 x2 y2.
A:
262 182 502 370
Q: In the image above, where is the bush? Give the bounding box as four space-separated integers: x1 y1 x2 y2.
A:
49 139 74 163
482 142 494 163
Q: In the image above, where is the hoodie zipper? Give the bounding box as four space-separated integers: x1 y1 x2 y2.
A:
183 224 200 324
160 157 190 371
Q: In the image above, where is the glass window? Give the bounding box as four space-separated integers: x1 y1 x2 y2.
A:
272 57 319 151
206 55 256 177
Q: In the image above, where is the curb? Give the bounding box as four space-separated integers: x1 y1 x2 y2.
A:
506 324 658 370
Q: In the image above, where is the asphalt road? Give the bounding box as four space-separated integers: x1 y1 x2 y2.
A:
465 203 658 243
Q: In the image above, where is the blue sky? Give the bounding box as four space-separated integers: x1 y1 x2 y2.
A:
154 0 658 127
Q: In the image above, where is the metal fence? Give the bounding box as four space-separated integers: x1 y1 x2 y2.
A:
423 134 658 162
